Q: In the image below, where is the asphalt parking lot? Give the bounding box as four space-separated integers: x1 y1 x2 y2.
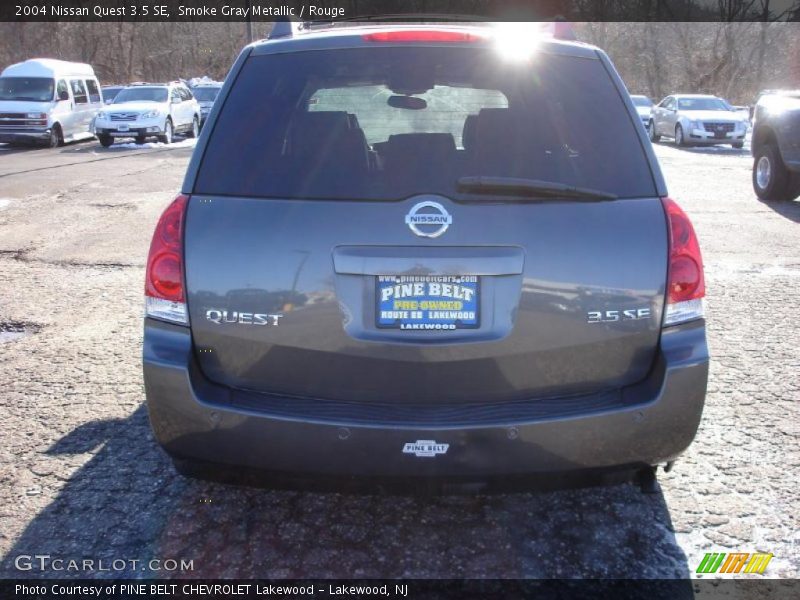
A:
0 136 798 579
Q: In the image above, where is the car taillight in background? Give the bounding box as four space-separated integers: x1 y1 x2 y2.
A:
662 197 705 326
145 194 188 324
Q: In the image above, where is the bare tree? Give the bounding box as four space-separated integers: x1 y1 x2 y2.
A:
0 20 798 104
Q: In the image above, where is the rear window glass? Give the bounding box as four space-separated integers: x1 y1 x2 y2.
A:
196 47 656 200
310 85 508 148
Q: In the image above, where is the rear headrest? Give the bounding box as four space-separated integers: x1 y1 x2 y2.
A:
469 107 560 177
474 107 557 147
473 108 516 144
289 111 351 155
462 115 478 151
288 110 369 174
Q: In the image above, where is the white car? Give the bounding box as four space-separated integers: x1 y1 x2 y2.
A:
0 58 102 147
94 82 200 147
649 94 748 148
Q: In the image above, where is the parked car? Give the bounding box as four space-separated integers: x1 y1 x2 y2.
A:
101 85 124 104
190 82 222 127
0 58 102 147
649 94 748 148
630 94 653 129
143 23 708 492
720 98 751 124
751 90 800 201
93 81 200 147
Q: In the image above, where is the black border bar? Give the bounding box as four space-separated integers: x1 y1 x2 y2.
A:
3 579 800 600
3 0 800 22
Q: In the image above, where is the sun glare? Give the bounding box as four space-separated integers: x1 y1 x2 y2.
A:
492 23 543 60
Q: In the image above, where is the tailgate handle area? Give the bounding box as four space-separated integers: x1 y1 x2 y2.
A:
333 246 524 276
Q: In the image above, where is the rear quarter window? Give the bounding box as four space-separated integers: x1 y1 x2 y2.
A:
195 46 656 200
86 79 101 103
70 79 87 104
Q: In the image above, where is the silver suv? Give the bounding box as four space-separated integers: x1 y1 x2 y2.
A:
94 81 200 146
142 23 708 492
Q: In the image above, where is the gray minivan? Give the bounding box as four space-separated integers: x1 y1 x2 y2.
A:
142 23 708 491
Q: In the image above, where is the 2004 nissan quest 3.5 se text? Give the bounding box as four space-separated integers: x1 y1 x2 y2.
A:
142 21 709 492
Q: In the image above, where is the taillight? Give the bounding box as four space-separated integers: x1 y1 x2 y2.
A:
145 194 188 324
662 197 705 326
362 30 487 43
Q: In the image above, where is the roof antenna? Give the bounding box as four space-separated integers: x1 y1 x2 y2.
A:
268 16 295 40
553 17 576 41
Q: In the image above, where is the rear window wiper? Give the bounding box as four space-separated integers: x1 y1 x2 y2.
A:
457 176 618 201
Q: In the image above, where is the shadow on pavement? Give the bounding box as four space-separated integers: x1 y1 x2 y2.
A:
0 138 97 156
662 143 750 157
758 197 800 223
2 406 693 582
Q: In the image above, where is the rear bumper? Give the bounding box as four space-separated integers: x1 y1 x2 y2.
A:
143 318 708 482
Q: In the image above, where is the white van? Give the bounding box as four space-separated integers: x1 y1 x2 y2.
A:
0 58 102 147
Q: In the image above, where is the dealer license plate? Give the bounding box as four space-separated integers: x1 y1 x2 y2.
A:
117 124 129 132
376 275 479 330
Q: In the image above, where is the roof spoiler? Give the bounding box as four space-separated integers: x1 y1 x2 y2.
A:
267 16 576 42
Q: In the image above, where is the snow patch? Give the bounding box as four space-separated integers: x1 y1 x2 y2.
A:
0 198 12 210
0 331 27 343
105 138 197 150
188 75 222 87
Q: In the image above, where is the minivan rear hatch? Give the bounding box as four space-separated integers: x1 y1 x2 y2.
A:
184 36 667 406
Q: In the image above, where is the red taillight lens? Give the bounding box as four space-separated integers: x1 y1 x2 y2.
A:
669 255 702 301
146 194 187 303
662 197 705 326
663 197 705 303
149 253 183 299
362 30 486 43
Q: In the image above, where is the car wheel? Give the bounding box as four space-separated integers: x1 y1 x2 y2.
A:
47 124 63 148
753 143 795 201
98 134 113 148
135 136 146 145
158 119 173 144
732 141 744 149
648 120 661 142
188 116 199 139
675 124 686 147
